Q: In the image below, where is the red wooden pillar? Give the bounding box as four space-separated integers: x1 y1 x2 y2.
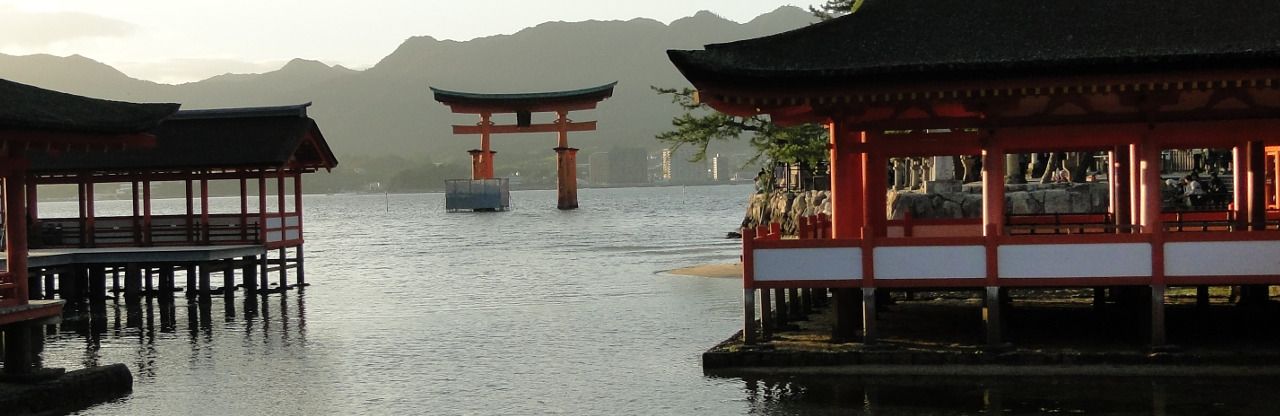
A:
76 181 86 246
239 176 248 240
200 174 210 243
184 178 194 243
293 172 303 229
277 170 286 217
1248 140 1267 230
1138 138 1166 346
468 150 486 180
142 177 152 245
981 139 1006 346
829 122 864 239
4 168 30 304
982 144 1007 238
131 179 141 244
258 173 268 244
476 112 495 179
1111 146 1132 230
555 110 578 210
862 133 889 239
1234 145 1248 228
24 180 36 225
1130 143 1143 230
84 179 95 247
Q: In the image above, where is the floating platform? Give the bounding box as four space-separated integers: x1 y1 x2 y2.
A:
445 178 510 212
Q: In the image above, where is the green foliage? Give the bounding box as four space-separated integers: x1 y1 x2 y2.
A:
809 0 856 20
653 87 828 166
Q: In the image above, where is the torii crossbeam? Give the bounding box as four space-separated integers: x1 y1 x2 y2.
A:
432 82 615 210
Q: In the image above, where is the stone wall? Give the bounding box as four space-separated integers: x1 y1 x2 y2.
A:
890 181 1110 219
742 182 1111 234
741 190 832 235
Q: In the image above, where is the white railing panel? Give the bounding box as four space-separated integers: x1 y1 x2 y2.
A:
1166 241 1280 276
1000 243 1152 278
265 217 283 229
284 230 301 241
753 247 861 282
285 215 300 227
874 245 986 279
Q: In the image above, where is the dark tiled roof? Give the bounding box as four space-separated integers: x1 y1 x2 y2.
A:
29 104 338 173
0 78 179 134
431 82 617 108
669 0 1280 86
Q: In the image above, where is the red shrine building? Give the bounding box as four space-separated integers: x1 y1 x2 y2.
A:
669 0 1280 346
0 79 178 375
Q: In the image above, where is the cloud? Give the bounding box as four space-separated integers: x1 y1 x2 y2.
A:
0 5 136 47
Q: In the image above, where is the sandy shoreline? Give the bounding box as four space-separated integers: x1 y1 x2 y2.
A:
667 263 742 279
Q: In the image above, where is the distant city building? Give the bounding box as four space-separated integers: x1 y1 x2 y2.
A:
661 147 708 184
711 154 724 181
589 148 649 186
608 148 649 185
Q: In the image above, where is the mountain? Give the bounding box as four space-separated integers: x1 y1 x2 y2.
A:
0 6 818 189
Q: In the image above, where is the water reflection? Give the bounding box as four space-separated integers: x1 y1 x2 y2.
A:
49 290 310 385
733 374 1280 415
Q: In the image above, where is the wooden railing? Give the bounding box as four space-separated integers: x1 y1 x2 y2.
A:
1006 213 1116 235
34 212 302 248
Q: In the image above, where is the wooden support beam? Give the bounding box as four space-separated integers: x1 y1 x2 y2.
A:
452 121 597 135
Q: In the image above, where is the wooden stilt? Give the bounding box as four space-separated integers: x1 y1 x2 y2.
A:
278 248 288 290
222 260 235 297
296 246 305 287
143 267 154 295
759 288 773 341
89 267 106 303
743 288 757 345
1151 285 1167 347
2 324 34 375
1196 286 1211 308
861 287 878 344
242 256 258 293
984 286 1003 346
788 288 803 319
774 288 788 325
832 288 858 343
198 264 212 300
124 263 141 301
185 265 197 299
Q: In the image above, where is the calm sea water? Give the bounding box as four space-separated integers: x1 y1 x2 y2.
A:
34 184 1280 415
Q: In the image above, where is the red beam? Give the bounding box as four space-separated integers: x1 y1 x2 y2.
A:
452 121 597 135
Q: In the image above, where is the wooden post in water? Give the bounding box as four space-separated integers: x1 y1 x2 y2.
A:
242 256 258 294
185 265 198 299
223 260 235 298
124 263 141 301
743 288 757 345
278 248 288 290
861 287 878 344
759 288 773 341
774 288 788 325
198 263 212 300
1197 286 1211 308
984 286 1003 346
788 288 803 319
89 266 106 304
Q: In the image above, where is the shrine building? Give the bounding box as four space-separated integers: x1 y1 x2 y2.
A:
669 0 1280 346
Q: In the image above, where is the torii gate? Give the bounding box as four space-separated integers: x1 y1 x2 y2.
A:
432 82 615 210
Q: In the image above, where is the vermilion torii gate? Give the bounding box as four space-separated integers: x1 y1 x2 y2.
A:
432 83 615 210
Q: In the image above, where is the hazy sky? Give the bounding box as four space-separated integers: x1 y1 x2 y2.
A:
0 0 806 84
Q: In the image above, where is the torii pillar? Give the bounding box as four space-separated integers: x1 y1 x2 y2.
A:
432 83 616 209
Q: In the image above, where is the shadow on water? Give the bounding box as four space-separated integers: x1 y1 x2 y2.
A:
729 374 1280 415
51 290 310 383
